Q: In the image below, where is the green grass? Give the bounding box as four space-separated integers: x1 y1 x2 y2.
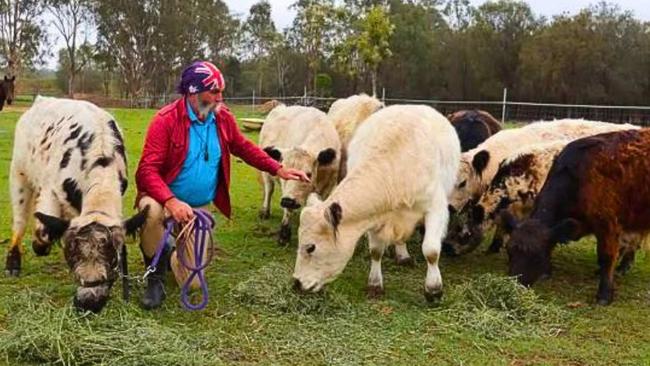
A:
1 104 650 365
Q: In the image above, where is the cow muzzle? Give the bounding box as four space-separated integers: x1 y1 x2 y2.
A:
280 197 301 210
74 283 111 313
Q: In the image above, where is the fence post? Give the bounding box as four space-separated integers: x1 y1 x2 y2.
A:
252 89 256 112
382 88 386 104
303 86 307 106
501 88 508 124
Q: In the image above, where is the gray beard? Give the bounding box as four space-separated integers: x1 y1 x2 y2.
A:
197 102 216 120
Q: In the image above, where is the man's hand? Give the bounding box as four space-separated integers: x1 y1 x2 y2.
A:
164 197 195 222
277 167 311 182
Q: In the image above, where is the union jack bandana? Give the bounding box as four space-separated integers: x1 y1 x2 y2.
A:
177 61 226 95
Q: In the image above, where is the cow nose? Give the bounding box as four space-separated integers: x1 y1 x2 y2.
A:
293 279 303 292
280 197 301 209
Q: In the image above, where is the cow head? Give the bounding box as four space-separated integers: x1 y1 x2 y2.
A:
293 194 356 293
0 75 15 110
503 211 582 286
34 207 148 312
264 146 337 210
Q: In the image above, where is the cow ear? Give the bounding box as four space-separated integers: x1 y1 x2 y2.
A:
10 76 15 81
472 150 490 176
324 202 342 231
123 206 149 237
263 146 282 162
3 76 7 81
34 212 70 241
317 148 336 166
550 218 582 244
499 210 518 234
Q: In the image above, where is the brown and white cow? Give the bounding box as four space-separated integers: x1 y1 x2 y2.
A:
293 105 460 301
259 105 341 245
7 96 147 312
444 119 639 256
327 94 383 179
504 129 650 305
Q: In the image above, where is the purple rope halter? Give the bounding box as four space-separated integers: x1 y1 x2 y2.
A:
145 209 215 310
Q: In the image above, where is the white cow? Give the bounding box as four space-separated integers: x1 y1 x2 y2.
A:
293 105 460 301
7 96 147 312
326 94 383 179
259 105 341 244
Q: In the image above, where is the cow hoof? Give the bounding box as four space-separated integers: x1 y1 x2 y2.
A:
597 297 612 306
258 210 270 220
366 285 384 299
424 290 443 304
278 225 291 246
395 256 415 267
5 268 20 277
32 241 52 256
616 263 633 276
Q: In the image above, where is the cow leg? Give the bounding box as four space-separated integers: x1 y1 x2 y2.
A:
596 231 620 305
6 170 34 276
394 241 414 266
616 234 639 275
367 231 387 299
278 208 292 245
259 173 274 220
32 189 61 256
422 188 448 303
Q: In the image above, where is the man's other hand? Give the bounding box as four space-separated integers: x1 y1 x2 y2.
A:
164 197 195 222
277 167 311 183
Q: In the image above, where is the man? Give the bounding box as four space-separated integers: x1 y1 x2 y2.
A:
135 61 308 309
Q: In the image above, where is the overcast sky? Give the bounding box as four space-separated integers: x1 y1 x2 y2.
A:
225 0 650 30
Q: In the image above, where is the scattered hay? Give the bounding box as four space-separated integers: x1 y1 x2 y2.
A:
231 262 352 316
442 274 570 340
0 291 220 366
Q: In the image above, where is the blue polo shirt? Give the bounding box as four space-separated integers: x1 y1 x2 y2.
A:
168 100 222 207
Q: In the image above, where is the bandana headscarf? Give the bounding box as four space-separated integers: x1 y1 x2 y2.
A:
177 61 225 95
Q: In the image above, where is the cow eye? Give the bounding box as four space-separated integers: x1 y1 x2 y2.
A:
458 180 467 188
305 243 316 254
306 172 312 179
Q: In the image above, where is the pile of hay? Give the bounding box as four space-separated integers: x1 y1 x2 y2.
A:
231 262 351 316
0 292 220 366
441 274 570 340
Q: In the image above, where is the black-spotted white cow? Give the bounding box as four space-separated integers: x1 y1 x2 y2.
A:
6 96 147 312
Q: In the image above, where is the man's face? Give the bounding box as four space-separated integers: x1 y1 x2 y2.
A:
189 89 223 120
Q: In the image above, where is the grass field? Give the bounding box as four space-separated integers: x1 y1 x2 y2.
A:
1 102 650 365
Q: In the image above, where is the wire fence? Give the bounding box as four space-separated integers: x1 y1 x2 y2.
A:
19 92 650 126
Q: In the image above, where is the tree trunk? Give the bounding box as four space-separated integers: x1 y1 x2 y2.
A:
68 72 75 98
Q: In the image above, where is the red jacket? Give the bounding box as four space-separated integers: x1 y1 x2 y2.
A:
135 98 281 218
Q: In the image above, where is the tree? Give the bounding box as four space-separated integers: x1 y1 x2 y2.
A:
47 0 92 97
288 0 342 93
0 0 48 77
243 1 280 94
356 6 394 96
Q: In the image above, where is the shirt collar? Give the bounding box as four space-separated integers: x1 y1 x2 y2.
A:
186 98 215 125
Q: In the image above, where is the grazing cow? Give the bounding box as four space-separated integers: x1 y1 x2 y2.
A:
0 75 15 111
447 110 502 152
259 105 341 245
293 105 460 301
444 119 639 256
457 141 569 254
7 96 147 312
327 94 383 179
503 129 650 305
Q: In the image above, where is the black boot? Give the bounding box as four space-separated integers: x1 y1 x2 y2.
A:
141 246 171 310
